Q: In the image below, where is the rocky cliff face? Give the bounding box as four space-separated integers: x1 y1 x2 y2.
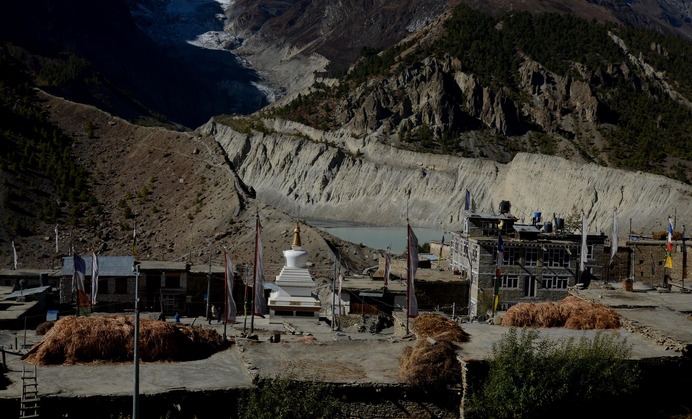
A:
202 118 692 235
227 0 449 69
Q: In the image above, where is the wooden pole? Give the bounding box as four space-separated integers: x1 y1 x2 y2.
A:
205 255 211 324
132 264 140 419
250 214 259 335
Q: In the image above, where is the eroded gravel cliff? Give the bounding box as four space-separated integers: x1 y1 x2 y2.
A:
203 118 692 235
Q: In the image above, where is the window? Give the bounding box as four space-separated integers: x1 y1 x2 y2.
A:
587 244 594 260
504 247 518 265
501 275 519 289
482 222 497 236
547 248 570 267
115 277 127 294
163 294 176 311
542 275 568 290
525 247 538 266
165 274 181 288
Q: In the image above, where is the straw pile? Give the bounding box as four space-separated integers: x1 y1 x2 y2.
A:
399 313 467 387
411 313 470 343
24 316 226 365
500 296 620 329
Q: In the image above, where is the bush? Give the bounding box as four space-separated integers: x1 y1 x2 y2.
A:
465 328 639 419
239 376 342 419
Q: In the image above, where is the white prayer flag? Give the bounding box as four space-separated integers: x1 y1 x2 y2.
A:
610 210 618 265
12 241 17 270
91 252 99 305
225 250 237 323
407 224 419 318
580 211 588 272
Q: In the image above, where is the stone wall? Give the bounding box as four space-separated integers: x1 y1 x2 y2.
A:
0 383 461 419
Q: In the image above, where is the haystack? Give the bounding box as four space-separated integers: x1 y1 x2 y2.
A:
500 296 620 329
399 339 460 387
24 316 227 365
399 313 467 388
411 313 470 343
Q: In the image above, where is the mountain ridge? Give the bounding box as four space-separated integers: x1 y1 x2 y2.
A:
1 1 691 271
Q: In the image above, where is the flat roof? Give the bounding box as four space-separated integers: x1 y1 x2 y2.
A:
513 225 541 233
61 256 135 277
0 269 61 277
138 261 188 271
462 210 518 220
3 286 51 300
189 264 225 274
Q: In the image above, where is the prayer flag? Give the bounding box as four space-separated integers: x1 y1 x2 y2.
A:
464 189 471 211
55 225 59 253
494 231 503 313
73 254 90 315
91 252 99 306
12 241 17 270
224 250 237 323
665 217 673 269
438 235 445 268
610 210 618 265
407 224 419 318
580 211 588 272
682 226 687 279
337 272 344 315
383 249 391 287
497 233 504 269
132 223 137 257
253 217 266 317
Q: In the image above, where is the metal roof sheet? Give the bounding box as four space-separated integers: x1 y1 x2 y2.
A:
4 286 51 300
462 210 518 220
513 225 541 233
0 269 61 277
359 291 384 298
61 256 135 277
138 261 188 271
189 264 225 274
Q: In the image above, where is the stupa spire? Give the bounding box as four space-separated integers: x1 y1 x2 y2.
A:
291 222 302 248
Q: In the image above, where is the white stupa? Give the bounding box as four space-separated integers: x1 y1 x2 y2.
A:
267 222 321 317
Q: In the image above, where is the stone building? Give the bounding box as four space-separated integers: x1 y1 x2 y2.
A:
626 237 690 289
450 208 605 318
59 257 238 316
138 260 190 315
60 256 136 311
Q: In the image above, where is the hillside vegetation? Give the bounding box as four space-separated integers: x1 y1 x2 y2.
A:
0 48 101 240
269 5 692 182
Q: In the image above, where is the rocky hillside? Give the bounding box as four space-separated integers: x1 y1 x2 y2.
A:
229 0 692 71
266 5 691 182
202 116 692 236
0 91 376 277
1 1 691 273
